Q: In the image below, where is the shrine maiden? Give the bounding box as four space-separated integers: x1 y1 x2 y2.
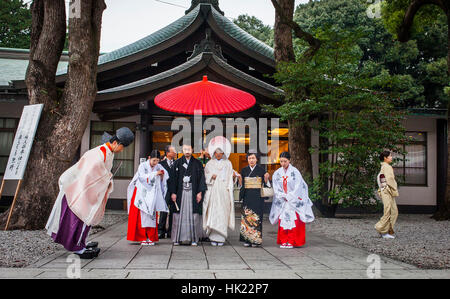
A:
269 152 315 248
127 150 169 245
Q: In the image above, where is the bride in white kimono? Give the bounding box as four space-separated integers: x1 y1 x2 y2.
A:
127 150 169 245
269 152 315 248
203 136 236 246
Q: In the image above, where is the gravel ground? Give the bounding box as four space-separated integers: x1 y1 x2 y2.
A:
308 214 450 269
0 210 128 268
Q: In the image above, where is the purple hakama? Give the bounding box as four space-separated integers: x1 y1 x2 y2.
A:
51 195 91 252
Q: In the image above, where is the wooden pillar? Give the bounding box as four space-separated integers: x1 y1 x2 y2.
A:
436 118 447 212
139 101 151 159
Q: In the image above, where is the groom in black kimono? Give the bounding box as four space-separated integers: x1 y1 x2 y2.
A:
169 144 207 246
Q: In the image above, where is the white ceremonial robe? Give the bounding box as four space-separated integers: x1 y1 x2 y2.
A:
127 162 169 228
269 165 315 230
203 158 235 241
46 144 115 236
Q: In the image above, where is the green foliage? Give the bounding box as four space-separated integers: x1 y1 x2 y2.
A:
381 0 449 108
293 0 448 108
381 0 444 39
233 14 274 47
445 86 450 97
264 27 409 210
417 57 449 108
0 0 31 48
0 1 69 50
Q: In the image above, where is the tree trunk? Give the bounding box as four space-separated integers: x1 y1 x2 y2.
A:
0 0 106 230
288 120 313 179
273 0 295 63
272 0 313 179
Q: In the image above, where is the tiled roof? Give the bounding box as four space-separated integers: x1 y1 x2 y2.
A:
0 57 68 86
0 58 29 86
211 55 281 94
98 53 204 94
0 47 69 58
98 52 282 97
97 5 201 65
95 3 274 67
210 7 274 60
6 3 276 83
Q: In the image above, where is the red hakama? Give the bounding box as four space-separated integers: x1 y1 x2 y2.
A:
277 213 305 247
276 174 306 247
127 187 159 242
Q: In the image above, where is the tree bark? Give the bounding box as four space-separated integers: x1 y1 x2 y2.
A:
397 0 445 42
0 0 106 230
288 119 313 179
273 0 295 63
271 0 321 61
272 0 314 178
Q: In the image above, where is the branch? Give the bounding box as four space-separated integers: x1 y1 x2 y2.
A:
28 0 44 56
397 0 446 42
26 0 66 106
271 0 321 61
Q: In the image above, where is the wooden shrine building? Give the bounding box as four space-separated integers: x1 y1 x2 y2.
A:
0 0 446 213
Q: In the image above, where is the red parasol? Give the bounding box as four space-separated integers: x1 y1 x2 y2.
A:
154 76 256 115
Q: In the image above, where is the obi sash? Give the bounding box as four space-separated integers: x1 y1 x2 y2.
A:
245 177 262 189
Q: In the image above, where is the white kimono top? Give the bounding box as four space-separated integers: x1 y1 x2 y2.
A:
269 164 315 229
46 143 115 236
203 157 236 236
127 161 169 228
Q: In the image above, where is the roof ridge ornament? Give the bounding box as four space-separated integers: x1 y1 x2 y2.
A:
185 0 224 15
187 28 227 62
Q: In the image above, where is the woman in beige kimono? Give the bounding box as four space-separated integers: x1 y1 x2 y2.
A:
375 151 399 239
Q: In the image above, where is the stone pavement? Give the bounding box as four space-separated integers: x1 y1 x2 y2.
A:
0 217 449 279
